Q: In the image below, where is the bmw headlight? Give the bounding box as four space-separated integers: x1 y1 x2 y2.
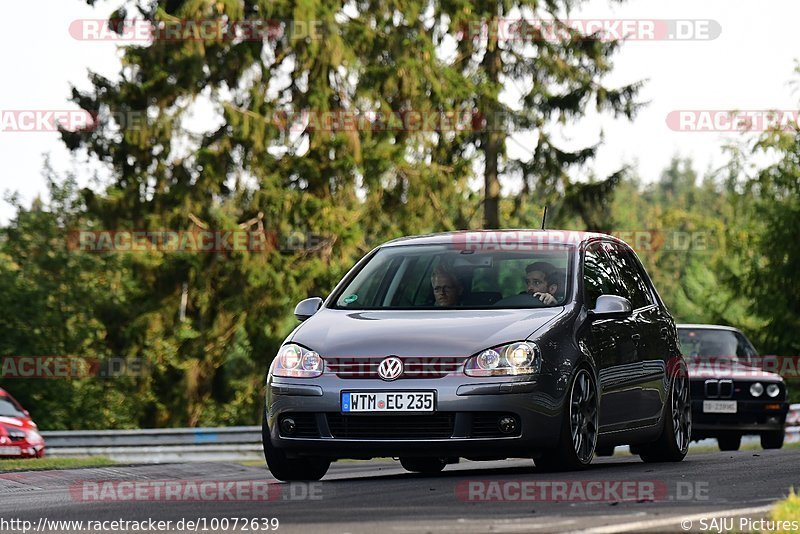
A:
750 382 764 397
272 344 323 378
766 383 781 398
465 341 541 377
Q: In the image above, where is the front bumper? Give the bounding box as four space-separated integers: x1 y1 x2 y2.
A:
0 440 45 458
691 399 789 436
266 376 563 459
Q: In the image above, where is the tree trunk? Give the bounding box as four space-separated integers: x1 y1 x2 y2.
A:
482 9 502 230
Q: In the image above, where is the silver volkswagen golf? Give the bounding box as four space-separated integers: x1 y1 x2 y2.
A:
263 231 690 480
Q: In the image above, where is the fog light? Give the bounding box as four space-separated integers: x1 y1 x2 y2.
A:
280 417 296 436
498 416 518 435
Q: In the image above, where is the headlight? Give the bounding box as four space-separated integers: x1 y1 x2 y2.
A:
766 383 780 398
465 341 541 377
272 344 323 378
3 426 27 440
750 382 764 397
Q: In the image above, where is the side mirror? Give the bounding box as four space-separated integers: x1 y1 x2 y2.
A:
294 297 323 321
589 295 632 320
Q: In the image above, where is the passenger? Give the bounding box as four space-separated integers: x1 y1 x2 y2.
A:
431 266 463 307
524 261 558 305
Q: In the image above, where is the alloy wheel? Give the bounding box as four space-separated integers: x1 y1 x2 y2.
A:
671 373 691 454
570 369 598 463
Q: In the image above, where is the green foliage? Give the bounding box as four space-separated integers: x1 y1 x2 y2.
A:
2 0 797 430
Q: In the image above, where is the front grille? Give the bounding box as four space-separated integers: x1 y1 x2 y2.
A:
692 379 785 401
279 413 320 438
326 413 455 439
325 357 465 379
470 413 522 438
703 379 734 399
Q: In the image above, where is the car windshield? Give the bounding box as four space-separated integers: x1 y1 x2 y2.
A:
678 328 758 365
332 243 573 309
0 396 26 417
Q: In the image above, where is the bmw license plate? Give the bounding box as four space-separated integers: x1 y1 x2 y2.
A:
342 392 435 413
0 446 21 456
703 400 737 413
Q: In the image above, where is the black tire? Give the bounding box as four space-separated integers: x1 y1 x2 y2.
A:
595 446 615 457
262 415 330 481
639 364 691 463
761 431 784 450
535 367 598 471
717 435 741 451
399 457 447 474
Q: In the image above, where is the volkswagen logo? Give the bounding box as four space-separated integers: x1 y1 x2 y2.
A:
378 356 403 381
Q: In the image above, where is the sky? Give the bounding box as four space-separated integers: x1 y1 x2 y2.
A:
1 0 799 223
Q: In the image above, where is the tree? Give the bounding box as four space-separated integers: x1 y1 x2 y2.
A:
737 130 800 354
436 1 642 228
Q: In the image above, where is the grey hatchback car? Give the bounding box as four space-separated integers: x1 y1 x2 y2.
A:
263 230 690 480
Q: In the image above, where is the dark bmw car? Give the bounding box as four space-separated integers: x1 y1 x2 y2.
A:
263 230 691 480
678 324 789 451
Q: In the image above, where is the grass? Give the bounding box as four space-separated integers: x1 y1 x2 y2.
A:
769 488 800 533
0 456 116 472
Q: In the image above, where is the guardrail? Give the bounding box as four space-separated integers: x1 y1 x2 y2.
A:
40 425 800 463
42 426 263 463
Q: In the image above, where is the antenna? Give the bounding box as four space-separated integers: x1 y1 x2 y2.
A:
541 206 548 230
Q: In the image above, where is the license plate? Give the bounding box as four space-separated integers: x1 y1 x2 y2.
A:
0 446 21 456
342 392 434 413
703 400 737 413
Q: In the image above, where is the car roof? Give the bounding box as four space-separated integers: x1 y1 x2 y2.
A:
676 324 743 333
381 229 621 248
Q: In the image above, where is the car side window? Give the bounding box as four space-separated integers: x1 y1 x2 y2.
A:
734 332 758 361
606 244 653 309
582 243 617 309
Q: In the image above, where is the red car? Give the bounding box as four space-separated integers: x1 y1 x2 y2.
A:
0 387 45 458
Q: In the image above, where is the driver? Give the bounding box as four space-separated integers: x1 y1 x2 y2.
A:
431 266 463 307
524 262 558 305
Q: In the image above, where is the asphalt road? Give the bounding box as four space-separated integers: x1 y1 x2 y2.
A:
1 449 798 533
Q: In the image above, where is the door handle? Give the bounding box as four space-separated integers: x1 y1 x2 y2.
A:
660 327 670 338
631 333 641 341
